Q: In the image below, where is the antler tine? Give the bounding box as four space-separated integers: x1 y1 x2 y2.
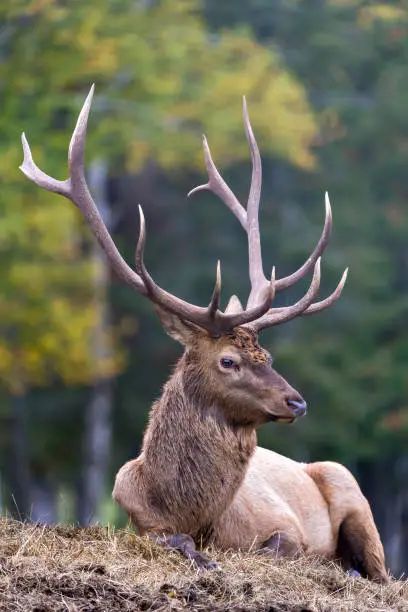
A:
20 86 146 294
68 84 95 179
252 266 348 331
243 97 267 308
188 135 247 230
303 268 348 316
134 205 203 321
135 206 214 325
251 258 321 332
275 192 333 291
21 133 70 197
208 260 222 316
135 206 276 334
189 102 270 312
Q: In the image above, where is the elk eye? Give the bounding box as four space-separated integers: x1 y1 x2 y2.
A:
220 357 235 369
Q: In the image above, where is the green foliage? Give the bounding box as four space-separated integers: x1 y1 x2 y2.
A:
0 0 315 393
0 155 121 392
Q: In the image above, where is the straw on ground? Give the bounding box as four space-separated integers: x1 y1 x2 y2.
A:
0 517 406 611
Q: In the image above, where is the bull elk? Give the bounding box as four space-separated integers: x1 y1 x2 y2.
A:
20 86 387 582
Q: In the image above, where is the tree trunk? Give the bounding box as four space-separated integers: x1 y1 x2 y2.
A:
358 458 408 576
30 477 57 524
8 394 30 520
78 160 113 525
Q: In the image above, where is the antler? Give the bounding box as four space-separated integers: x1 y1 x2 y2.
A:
20 85 276 337
189 97 348 330
21 86 147 295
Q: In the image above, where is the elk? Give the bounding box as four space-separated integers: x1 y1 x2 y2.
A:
20 86 387 582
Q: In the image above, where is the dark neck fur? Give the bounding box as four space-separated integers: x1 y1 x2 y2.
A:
141 353 257 536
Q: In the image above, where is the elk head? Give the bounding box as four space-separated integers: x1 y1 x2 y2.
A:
20 86 347 427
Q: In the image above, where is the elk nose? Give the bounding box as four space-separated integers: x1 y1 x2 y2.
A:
287 399 307 417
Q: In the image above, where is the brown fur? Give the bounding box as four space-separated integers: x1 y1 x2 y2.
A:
113 320 388 582
226 328 270 364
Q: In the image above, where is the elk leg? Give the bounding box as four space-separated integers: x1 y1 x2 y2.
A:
258 531 302 558
154 533 219 570
336 512 388 583
305 461 388 583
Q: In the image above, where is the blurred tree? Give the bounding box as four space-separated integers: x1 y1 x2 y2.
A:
0 0 316 520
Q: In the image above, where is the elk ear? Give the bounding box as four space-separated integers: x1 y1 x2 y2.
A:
224 294 244 314
155 307 203 346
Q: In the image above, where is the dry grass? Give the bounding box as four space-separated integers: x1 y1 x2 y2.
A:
0 517 407 611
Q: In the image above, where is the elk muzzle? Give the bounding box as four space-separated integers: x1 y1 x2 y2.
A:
286 398 308 418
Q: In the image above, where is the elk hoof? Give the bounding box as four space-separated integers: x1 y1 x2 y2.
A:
346 568 361 579
192 552 220 571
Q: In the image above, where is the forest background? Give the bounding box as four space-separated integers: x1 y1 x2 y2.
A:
0 0 407 575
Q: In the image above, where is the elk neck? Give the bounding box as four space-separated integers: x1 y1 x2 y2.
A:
140 350 257 536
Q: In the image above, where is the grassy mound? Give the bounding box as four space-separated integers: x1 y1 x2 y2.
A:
0 517 406 611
